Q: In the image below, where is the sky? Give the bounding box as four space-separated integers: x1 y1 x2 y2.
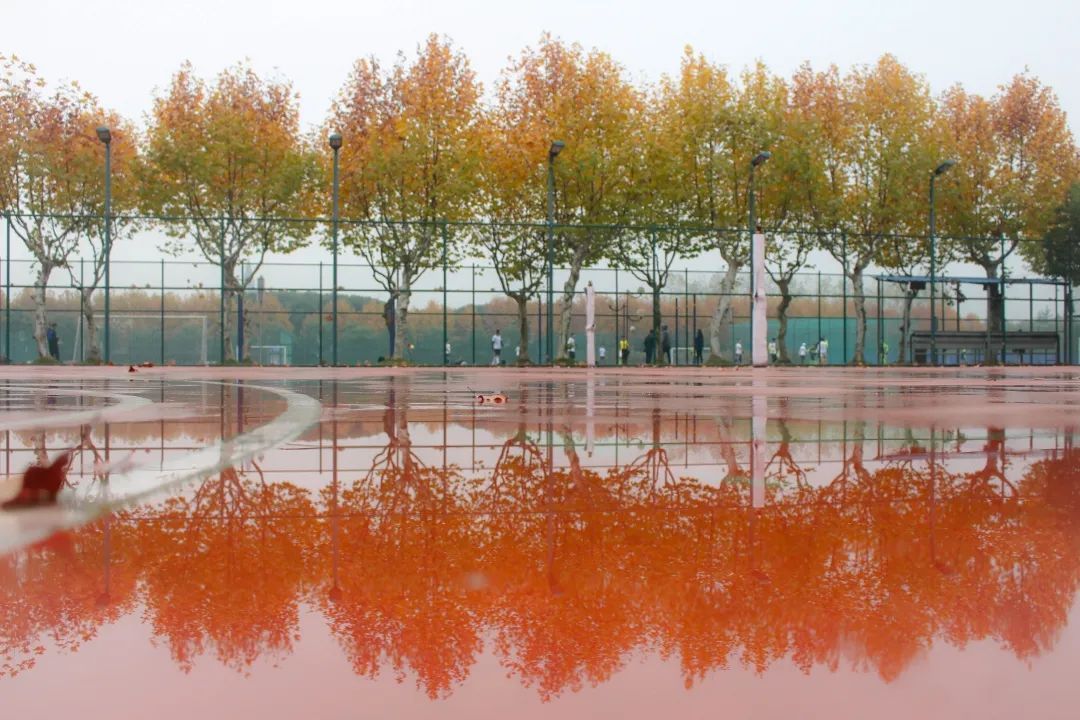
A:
6 0 1080 134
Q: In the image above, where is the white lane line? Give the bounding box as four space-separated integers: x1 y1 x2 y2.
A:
0 380 322 554
0 385 152 432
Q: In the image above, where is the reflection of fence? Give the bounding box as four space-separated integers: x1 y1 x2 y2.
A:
1 213 1075 366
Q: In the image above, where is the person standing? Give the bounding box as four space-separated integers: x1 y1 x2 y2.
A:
660 325 672 365
598 346 606 364
880 340 889 366
643 330 656 365
46 323 60 361
768 338 778 364
734 340 743 365
798 342 807 365
693 329 704 366
619 337 630 366
491 329 503 366
566 335 576 362
444 341 451 366
818 337 829 366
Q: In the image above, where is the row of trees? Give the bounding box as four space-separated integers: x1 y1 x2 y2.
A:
2 36 1078 363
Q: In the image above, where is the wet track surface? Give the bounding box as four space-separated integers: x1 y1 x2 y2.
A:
2 366 1080 719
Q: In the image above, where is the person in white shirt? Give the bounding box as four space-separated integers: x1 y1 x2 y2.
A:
798 342 807 365
566 335 576 361
768 338 778 363
818 337 828 365
734 340 743 365
444 342 451 366
491 330 503 366
598 346 606 364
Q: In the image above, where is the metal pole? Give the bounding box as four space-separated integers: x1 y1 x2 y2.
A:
331 142 340 366
79 258 85 363
238 261 245 362
442 222 448 366
219 217 225 364
877 277 883 365
1000 234 1007 363
748 165 756 352
4 215 9 361
929 174 937 364
318 262 324 365
103 138 112 363
471 264 476 365
160 259 165 364
546 156 555 364
842 231 847 365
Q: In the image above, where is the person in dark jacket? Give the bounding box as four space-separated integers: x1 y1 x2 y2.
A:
643 329 656 365
660 325 672 365
693 329 704 365
46 323 60 361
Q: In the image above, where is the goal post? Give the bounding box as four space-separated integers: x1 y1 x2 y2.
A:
73 314 209 365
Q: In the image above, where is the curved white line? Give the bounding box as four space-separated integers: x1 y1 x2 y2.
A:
0 385 152 432
0 380 322 554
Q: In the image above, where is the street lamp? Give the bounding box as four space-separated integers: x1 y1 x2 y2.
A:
748 150 771 366
546 140 565 364
329 131 343 366
96 126 112 364
929 158 956 364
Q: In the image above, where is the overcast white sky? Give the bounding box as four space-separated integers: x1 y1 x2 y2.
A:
7 0 1079 133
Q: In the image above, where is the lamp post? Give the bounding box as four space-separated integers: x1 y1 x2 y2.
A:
546 140 565 364
329 132 342 366
929 158 956 364
96 126 112 364
748 151 771 366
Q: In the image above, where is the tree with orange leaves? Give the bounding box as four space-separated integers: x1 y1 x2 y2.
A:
325 35 484 359
0 55 136 360
140 61 314 362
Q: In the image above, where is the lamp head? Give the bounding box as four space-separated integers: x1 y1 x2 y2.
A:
549 140 565 160
328 132 343 150
751 150 772 167
96 126 111 145
934 159 957 176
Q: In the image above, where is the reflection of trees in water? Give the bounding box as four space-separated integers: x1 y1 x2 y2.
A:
4 435 1080 700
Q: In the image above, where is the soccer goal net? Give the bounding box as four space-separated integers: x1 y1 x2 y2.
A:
71 314 209 365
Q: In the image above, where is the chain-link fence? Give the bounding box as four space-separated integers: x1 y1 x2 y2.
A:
2 214 1074 366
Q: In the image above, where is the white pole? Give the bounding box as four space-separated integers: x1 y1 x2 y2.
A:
585 281 596 367
752 231 768 367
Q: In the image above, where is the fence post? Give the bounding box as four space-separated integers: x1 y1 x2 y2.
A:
160 258 165 364
614 265 619 364
841 231 848 365
79 258 85 363
219 216 225 364
471 264 476 365
442 221 448 367
684 266 689 365
817 271 822 351
4 213 9 362
318 262 324 365
877 277 882 365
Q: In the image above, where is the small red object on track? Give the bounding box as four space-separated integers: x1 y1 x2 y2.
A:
475 393 508 405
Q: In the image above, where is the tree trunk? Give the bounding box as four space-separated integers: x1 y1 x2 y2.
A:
652 284 662 365
32 264 52 359
850 266 868 365
897 287 918 364
393 276 412 360
982 262 1004 334
776 278 792 363
382 296 395 360
515 294 530 363
81 287 101 364
708 262 741 360
556 251 585 360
